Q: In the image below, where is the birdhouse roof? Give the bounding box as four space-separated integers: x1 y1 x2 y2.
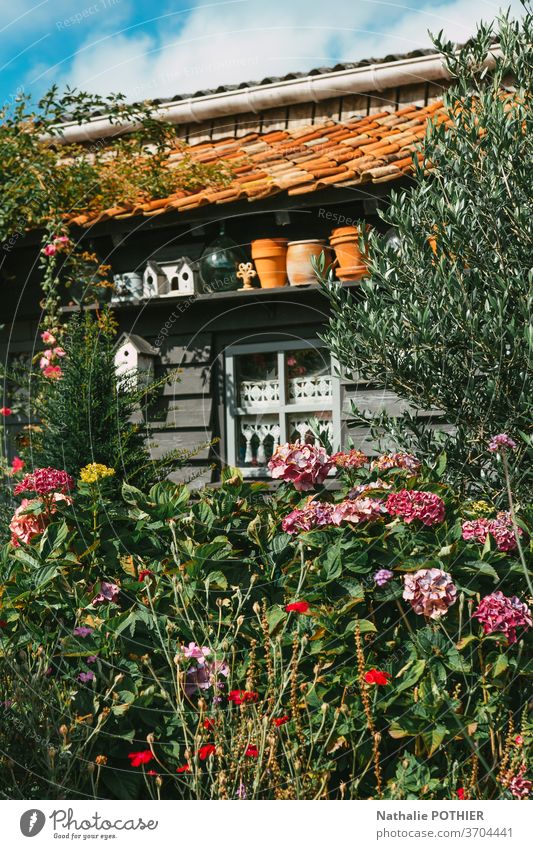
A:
115 333 158 357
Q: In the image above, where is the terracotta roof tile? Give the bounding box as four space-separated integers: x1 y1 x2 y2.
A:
67 99 448 226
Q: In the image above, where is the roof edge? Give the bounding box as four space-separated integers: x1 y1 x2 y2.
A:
48 47 501 146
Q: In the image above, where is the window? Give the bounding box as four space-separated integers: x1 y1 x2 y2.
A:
224 340 341 474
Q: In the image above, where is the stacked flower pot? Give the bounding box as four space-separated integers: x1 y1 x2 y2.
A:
250 226 369 288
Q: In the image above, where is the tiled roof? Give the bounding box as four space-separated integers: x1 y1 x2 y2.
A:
69 99 448 228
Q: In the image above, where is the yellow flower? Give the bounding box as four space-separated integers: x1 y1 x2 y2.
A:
470 500 493 517
79 463 116 484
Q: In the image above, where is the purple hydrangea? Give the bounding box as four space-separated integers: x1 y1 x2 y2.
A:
73 626 94 637
374 569 394 587
488 433 517 453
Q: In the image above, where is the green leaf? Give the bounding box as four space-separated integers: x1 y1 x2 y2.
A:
395 659 426 693
205 570 228 591
344 618 377 635
492 653 509 678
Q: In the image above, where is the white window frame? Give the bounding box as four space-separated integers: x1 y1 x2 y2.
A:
224 338 342 474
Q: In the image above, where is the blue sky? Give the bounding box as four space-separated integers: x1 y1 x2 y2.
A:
0 0 523 106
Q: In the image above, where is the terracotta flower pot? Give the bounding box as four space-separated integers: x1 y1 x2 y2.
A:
286 240 332 286
251 238 288 288
329 226 369 280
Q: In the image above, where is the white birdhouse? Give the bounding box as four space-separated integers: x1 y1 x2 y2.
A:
159 257 197 297
114 333 158 387
143 261 167 298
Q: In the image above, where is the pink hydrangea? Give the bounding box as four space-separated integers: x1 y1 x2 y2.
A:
92 582 120 605
9 493 72 546
9 499 48 546
268 442 332 491
473 591 531 645
462 512 522 552
386 490 445 526
371 453 421 473
282 500 334 534
508 775 532 799
331 497 388 525
488 433 517 453
462 517 490 545
348 479 392 498
489 512 522 552
403 568 457 619
15 467 74 497
330 449 367 469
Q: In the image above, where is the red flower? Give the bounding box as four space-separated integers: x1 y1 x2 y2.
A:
457 787 468 800
11 456 24 474
245 745 259 758
228 690 259 705
176 764 191 773
364 669 391 686
203 718 216 730
285 601 310 614
138 569 154 582
273 715 290 727
147 770 158 777
128 750 153 768
198 744 216 761
0 407 12 416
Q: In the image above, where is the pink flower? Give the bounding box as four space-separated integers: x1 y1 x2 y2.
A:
41 331 57 345
371 453 421 473
462 518 490 545
78 671 95 684
473 591 531 645
268 442 332 491
488 433 517 453
462 512 522 552
179 642 211 662
43 244 57 257
9 491 71 546
281 499 334 534
92 582 120 605
348 479 391 498
508 776 532 799
403 568 457 619
489 512 522 552
514 735 524 746
43 365 62 379
15 467 74 496
53 347 66 357
11 456 24 474
374 569 394 587
330 449 367 470
386 490 445 526
9 498 48 546
331 497 388 525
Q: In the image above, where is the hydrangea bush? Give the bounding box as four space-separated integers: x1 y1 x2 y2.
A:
0 445 531 801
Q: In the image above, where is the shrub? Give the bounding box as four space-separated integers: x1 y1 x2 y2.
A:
0 442 531 800
323 9 533 497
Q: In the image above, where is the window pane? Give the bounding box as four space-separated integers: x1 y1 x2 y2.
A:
286 347 331 404
288 411 333 448
237 414 280 467
236 351 278 408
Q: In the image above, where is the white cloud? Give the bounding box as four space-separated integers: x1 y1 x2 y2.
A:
40 0 526 100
